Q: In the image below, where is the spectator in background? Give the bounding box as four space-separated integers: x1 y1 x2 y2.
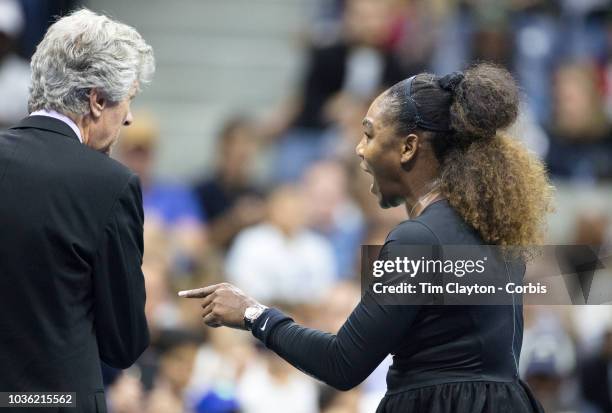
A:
17 0 80 59
106 372 147 413
194 116 265 250
115 112 205 227
225 185 337 304
301 160 364 279
520 309 578 412
546 61 612 181
147 329 203 413
581 329 612 413
187 328 252 411
236 347 319 413
469 1 514 67
143 240 181 334
596 8 612 122
388 0 439 76
260 0 406 182
0 0 30 127
115 111 208 278
510 0 561 125
319 388 361 413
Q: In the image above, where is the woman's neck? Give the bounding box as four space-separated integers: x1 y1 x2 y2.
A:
405 179 444 219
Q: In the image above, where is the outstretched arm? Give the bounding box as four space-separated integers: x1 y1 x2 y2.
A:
179 223 438 390
178 282 420 391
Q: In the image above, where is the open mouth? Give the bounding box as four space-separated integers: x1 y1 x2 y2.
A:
360 162 379 195
360 162 371 174
370 180 378 195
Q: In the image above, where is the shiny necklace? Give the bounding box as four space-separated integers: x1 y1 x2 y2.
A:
409 184 443 219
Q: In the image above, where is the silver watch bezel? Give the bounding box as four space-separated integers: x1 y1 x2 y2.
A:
244 304 267 329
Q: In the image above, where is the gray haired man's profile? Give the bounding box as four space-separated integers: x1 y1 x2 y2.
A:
0 9 154 412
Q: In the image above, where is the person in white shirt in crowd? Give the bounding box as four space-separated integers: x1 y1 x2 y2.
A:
225 184 337 304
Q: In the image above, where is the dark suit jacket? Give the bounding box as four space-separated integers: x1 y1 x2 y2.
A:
0 116 149 412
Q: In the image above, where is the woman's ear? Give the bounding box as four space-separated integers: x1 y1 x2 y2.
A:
88 88 106 119
400 133 420 165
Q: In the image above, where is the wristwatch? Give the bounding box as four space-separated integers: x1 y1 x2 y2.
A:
244 304 268 331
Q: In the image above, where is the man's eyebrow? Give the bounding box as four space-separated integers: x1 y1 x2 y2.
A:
362 119 373 128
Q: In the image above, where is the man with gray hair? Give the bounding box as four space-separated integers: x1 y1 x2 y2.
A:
0 9 154 412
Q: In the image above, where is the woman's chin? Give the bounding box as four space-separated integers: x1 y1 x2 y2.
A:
371 181 401 208
377 192 404 209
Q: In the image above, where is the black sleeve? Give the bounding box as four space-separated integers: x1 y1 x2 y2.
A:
92 174 149 369
251 221 438 391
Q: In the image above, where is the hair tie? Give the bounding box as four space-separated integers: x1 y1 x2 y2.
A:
439 71 464 94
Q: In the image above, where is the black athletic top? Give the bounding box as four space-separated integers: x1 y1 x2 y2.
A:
251 200 542 412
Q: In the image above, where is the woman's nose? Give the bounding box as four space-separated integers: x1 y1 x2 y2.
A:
355 139 364 158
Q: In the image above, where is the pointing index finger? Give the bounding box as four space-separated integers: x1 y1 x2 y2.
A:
178 284 220 298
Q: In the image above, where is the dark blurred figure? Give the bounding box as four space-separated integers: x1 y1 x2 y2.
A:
193 116 265 250
17 0 79 58
260 0 406 182
0 0 29 127
470 0 514 67
581 330 612 413
293 0 404 130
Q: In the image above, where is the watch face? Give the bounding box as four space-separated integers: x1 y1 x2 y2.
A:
245 307 258 320
245 306 264 321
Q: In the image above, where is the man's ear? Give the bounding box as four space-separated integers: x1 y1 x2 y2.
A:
88 88 106 119
400 133 420 165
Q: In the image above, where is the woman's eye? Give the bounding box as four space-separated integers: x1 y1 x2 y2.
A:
364 133 372 140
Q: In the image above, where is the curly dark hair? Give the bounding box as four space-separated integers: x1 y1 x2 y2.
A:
384 63 554 251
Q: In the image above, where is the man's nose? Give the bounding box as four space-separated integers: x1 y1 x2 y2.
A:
124 111 133 126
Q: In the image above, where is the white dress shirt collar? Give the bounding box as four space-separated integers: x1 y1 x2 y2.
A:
29 109 83 143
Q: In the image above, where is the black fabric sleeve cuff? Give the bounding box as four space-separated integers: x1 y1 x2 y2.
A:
251 307 293 346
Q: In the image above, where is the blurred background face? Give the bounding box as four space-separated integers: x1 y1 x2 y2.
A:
344 0 394 47
114 110 158 183
267 186 307 235
219 121 258 185
552 63 609 140
159 342 198 392
301 161 347 229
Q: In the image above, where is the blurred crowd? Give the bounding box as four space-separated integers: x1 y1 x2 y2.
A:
3 0 612 412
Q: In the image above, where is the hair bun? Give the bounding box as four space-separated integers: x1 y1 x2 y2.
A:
449 63 519 141
439 71 465 93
